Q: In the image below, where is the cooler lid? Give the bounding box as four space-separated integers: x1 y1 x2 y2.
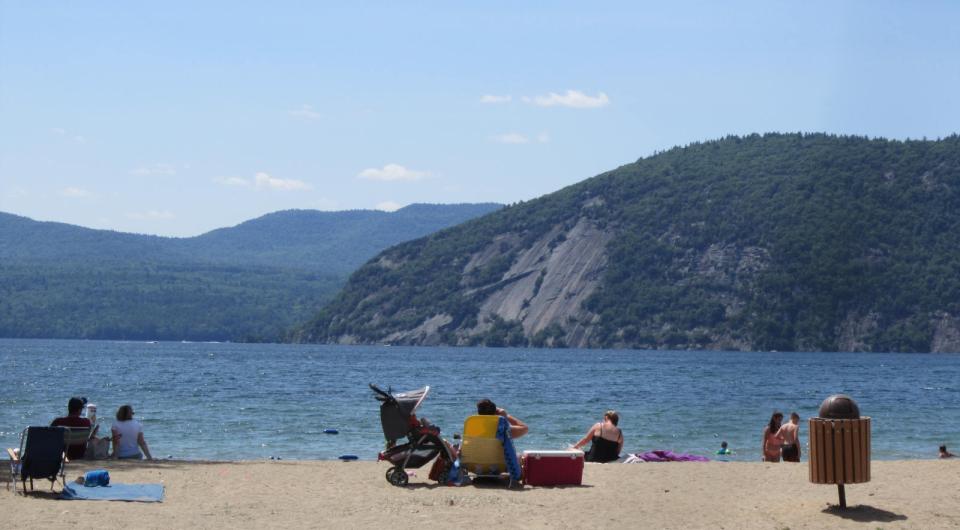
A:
522 450 584 457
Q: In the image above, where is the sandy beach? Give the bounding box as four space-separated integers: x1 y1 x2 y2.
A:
2 459 958 528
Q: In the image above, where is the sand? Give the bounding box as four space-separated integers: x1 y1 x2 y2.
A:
2 459 958 529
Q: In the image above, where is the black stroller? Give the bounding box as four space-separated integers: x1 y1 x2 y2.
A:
371 384 455 486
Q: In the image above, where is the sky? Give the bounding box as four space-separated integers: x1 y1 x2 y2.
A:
1 1 959 237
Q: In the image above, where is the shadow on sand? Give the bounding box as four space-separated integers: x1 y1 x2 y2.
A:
823 504 908 523
405 476 593 491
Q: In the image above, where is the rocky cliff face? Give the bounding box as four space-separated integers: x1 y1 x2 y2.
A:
296 134 960 353
351 202 612 347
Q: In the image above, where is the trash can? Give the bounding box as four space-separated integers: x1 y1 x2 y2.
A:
808 394 871 508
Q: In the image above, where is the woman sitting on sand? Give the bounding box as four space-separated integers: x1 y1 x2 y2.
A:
762 411 784 462
111 404 153 460
573 410 623 463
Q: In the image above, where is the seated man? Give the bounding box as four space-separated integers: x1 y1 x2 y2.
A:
476 398 528 439
51 396 92 460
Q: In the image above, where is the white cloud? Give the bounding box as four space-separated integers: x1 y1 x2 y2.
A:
525 90 610 109
289 104 322 120
376 201 403 212
490 131 551 145
213 172 312 191
480 94 512 104
3 185 29 199
213 176 251 188
254 172 311 190
60 187 93 198
357 163 429 182
50 127 87 143
491 132 530 144
126 210 175 220
130 163 177 176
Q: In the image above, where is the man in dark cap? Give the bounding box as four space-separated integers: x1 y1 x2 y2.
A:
51 396 92 460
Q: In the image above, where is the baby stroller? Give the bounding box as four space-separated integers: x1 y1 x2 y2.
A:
370 384 455 486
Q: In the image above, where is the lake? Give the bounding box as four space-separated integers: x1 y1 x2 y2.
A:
1 339 957 461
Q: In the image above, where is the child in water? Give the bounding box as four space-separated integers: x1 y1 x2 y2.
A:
940 445 955 458
716 441 733 455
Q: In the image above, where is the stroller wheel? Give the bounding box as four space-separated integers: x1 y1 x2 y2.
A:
385 466 398 483
386 466 409 487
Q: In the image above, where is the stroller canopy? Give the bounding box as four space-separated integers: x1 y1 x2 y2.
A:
392 386 429 416
371 384 431 443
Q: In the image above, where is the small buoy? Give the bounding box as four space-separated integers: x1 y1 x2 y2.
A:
323 429 339 435
339 454 358 461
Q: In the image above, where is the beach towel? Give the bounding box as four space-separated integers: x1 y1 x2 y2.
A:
60 483 165 502
630 450 709 463
496 416 522 481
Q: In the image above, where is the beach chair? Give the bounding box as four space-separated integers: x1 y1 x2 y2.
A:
7 426 68 494
459 415 508 477
64 425 93 460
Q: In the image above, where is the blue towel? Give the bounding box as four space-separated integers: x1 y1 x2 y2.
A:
496 416 522 481
61 483 165 502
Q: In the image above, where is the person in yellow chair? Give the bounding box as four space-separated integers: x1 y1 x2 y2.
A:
476 399 529 439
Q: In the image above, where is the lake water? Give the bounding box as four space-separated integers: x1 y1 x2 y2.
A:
1 339 957 461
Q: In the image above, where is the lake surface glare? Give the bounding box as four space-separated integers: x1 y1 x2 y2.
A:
2 339 957 461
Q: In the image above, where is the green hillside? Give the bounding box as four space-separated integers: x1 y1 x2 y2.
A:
0 203 500 341
295 133 960 353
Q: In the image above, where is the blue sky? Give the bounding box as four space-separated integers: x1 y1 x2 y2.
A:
1 1 958 236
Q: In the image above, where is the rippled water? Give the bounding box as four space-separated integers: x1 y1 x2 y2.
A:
1 339 957 461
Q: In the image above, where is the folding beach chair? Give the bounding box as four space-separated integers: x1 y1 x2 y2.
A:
459 415 508 478
63 425 93 460
7 426 68 494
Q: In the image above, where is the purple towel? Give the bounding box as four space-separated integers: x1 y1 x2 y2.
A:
635 450 709 462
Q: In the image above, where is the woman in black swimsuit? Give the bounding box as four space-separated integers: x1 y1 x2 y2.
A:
573 410 623 463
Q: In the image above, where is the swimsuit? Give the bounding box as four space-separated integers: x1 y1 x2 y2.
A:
585 425 622 463
764 430 782 462
781 443 800 462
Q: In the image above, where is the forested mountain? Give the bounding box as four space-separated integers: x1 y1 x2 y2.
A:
0 203 501 341
295 134 960 353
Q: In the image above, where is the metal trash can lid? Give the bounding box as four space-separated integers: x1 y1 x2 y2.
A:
818 394 860 419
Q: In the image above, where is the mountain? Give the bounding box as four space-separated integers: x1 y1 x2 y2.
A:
294 133 960 353
0 203 501 341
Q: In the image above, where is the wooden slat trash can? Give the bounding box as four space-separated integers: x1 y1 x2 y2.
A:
808 394 870 508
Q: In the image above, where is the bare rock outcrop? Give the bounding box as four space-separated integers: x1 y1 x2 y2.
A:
931 312 960 353
472 217 612 346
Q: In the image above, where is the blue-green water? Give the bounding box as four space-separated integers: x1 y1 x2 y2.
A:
1 339 957 461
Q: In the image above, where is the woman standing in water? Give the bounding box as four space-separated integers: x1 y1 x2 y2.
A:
761 411 784 462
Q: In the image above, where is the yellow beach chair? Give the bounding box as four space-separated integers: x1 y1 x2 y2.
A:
459 415 507 477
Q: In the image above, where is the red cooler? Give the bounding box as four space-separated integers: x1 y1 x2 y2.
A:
522 450 584 486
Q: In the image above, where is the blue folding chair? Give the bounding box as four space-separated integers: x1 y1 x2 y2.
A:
7 426 68 494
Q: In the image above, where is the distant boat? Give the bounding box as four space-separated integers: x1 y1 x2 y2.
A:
145 341 158 344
